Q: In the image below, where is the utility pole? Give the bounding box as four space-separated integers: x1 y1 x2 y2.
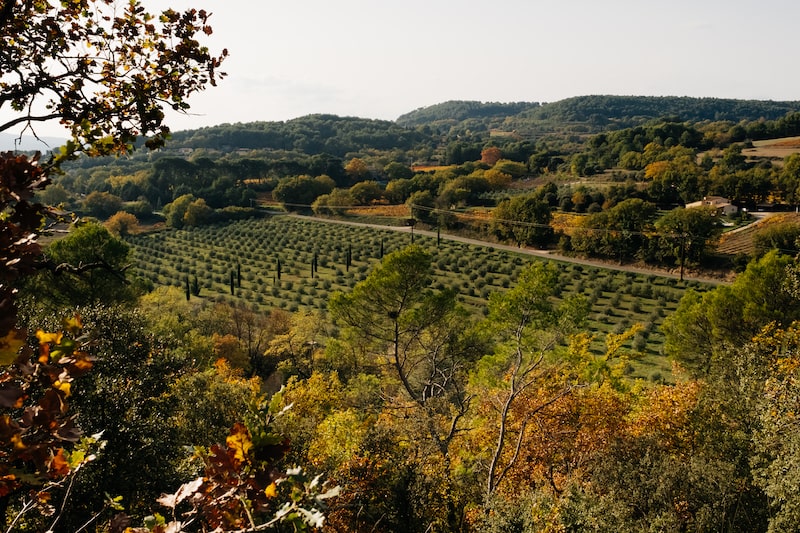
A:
679 233 687 282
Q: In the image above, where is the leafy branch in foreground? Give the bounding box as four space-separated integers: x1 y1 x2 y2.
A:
0 316 97 522
126 403 339 533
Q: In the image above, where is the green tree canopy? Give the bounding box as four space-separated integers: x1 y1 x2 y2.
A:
25 222 137 308
272 174 335 209
571 198 658 262
491 194 554 248
663 250 800 376
654 206 723 265
82 191 123 218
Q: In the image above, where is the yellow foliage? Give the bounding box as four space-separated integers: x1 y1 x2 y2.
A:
10 434 25 451
484 168 512 190
53 380 71 397
551 212 586 236
36 330 63 345
63 315 83 334
626 380 703 449
106 169 149 189
604 323 643 362
644 160 669 180
226 422 253 465
0 329 27 365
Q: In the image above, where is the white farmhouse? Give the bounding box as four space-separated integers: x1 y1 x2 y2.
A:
685 196 738 216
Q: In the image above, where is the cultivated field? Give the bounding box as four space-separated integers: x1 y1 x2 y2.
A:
125 215 708 381
742 135 800 164
715 212 791 255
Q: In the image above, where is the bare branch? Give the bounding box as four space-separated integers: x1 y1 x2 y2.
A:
0 113 63 135
37 258 131 284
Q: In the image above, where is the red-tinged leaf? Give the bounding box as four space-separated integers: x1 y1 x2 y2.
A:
38 388 67 416
49 448 70 477
0 476 19 497
38 343 51 364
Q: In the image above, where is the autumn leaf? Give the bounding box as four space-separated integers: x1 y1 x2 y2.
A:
53 380 71 397
226 422 252 465
36 330 63 345
11 434 26 451
157 477 203 509
63 315 82 335
49 449 70 477
0 329 26 365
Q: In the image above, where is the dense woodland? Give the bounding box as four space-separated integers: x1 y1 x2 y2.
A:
7 2 800 531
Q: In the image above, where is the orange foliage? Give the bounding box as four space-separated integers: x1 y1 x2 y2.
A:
478 379 704 498
0 317 95 499
481 147 503 166
551 212 586 236
644 160 670 180
500 385 630 494
626 380 703 452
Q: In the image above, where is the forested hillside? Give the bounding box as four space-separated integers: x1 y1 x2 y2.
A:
519 95 800 124
167 114 431 157
396 95 800 136
396 100 540 128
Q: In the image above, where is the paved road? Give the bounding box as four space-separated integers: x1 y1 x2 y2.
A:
284 213 729 286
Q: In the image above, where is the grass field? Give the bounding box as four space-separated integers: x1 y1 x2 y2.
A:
125 215 708 382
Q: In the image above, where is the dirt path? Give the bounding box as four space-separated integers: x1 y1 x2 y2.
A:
284 213 729 286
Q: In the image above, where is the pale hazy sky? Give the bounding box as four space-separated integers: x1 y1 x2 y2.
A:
7 0 800 139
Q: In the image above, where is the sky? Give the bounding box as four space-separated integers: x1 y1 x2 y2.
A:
5 0 800 143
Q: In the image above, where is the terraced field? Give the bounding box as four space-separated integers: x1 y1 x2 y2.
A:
126 215 708 381
716 213 788 255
